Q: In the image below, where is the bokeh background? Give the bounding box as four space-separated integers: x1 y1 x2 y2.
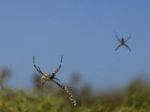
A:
0 1 150 111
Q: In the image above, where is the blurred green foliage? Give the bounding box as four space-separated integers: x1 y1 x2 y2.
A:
0 69 150 112
0 79 149 112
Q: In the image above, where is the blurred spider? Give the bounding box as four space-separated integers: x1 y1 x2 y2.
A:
33 56 63 86
114 33 132 52
33 56 77 106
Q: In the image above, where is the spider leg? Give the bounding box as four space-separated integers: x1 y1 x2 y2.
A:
115 44 122 51
114 32 121 42
52 79 65 90
33 56 45 75
52 56 63 76
41 78 46 86
54 77 60 81
125 33 132 42
124 44 131 52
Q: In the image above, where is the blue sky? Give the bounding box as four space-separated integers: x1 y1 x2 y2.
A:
0 0 150 89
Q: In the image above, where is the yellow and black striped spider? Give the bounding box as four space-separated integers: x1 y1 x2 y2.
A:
33 56 77 106
114 33 132 52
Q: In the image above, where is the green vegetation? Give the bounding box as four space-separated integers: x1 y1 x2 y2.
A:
0 79 149 112
0 69 150 112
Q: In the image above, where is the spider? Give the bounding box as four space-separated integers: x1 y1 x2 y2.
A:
33 56 63 86
33 56 77 106
114 33 132 52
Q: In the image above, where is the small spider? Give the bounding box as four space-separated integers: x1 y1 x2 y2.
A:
33 56 77 106
114 33 132 52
